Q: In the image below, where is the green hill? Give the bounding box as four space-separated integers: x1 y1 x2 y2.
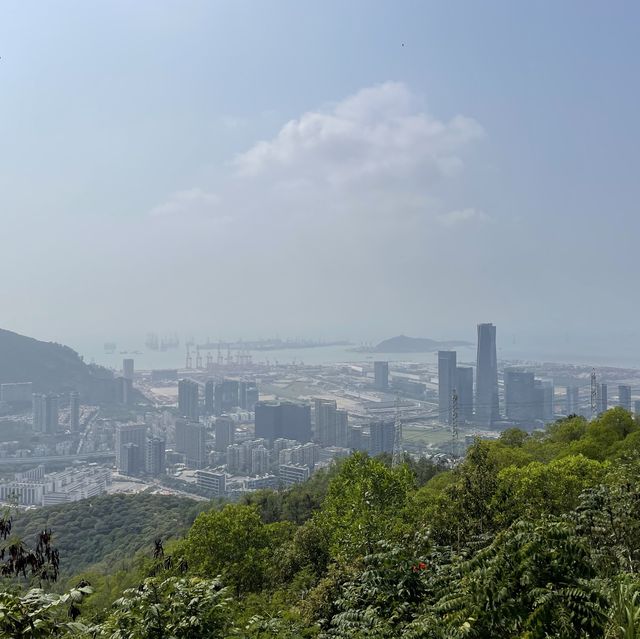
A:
10 492 207 577
0 328 117 402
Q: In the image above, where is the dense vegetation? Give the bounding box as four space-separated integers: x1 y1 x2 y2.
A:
11 493 205 577
2 407 640 637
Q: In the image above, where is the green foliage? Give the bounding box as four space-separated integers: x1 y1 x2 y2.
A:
180 504 294 595
318 452 413 559
6 410 640 638
494 454 607 524
426 519 608 639
0 584 92 638
91 576 231 639
11 493 206 577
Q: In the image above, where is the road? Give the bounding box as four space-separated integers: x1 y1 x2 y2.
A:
0 452 115 467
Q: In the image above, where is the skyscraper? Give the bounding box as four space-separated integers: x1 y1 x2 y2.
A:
314 398 337 445
618 385 632 412
438 351 457 424
204 380 214 415
239 381 259 410
566 386 580 415
178 379 199 420
475 323 499 425
374 361 389 391
43 393 59 434
214 380 240 415
122 358 134 381
504 368 535 422
215 416 235 452
456 367 474 423
369 420 395 456
255 401 311 443
145 437 166 476
69 391 80 432
598 383 608 415
115 423 147 474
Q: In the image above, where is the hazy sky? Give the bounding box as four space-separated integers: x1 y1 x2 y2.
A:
1 2 639 350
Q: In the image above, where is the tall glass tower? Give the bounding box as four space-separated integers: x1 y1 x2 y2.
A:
475 323 499 425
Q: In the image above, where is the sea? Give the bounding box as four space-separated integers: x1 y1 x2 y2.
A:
70 339 640 372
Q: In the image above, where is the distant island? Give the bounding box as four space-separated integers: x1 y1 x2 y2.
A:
351 334 472 353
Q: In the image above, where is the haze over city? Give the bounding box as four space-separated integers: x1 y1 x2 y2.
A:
2 2 640 363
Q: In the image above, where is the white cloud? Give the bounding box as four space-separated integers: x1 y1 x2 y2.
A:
149 188 221 219
232 82 484 196
437 208 492 227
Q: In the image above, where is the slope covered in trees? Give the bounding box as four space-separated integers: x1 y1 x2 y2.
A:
0 328 115 398
10 493 206 578
2 407 640 637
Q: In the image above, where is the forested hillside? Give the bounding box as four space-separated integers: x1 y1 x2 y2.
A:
2 407 640 637
10 493 206 577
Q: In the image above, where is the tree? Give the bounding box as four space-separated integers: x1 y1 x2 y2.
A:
93 576 230 639
180 504 292 595
428 519 608 639
493 454 607 525
318 452 413 560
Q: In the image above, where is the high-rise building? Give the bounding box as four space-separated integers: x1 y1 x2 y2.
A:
32 393 43 432
226 444 242 473
634 400 640 416
598 383 608 415
239 381 259 410
69 391 80 432
121 443 143 476
214 380 240 415
438 351 457 424
281 402 312 441
204 380 214 415
145 437 166 476
335 409 349 448
215 416 235 452
349 425 364 451
374 361 389 391
369 420 395 456
251 446 270 475
175 420 207 468
116 377 132 405
255 401 312 443
314 398 337 445
566 386 580 415
115 423 147 474
43 393 59 434
505 369 536 422
178 379 199 420
122 358 134 381
475 323 499 425
534 380 554 422
618 385 632 412
456 367 474 423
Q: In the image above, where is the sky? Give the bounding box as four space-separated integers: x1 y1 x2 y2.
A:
1 1 640 355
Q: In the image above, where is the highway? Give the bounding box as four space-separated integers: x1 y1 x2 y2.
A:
0 452 115 467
